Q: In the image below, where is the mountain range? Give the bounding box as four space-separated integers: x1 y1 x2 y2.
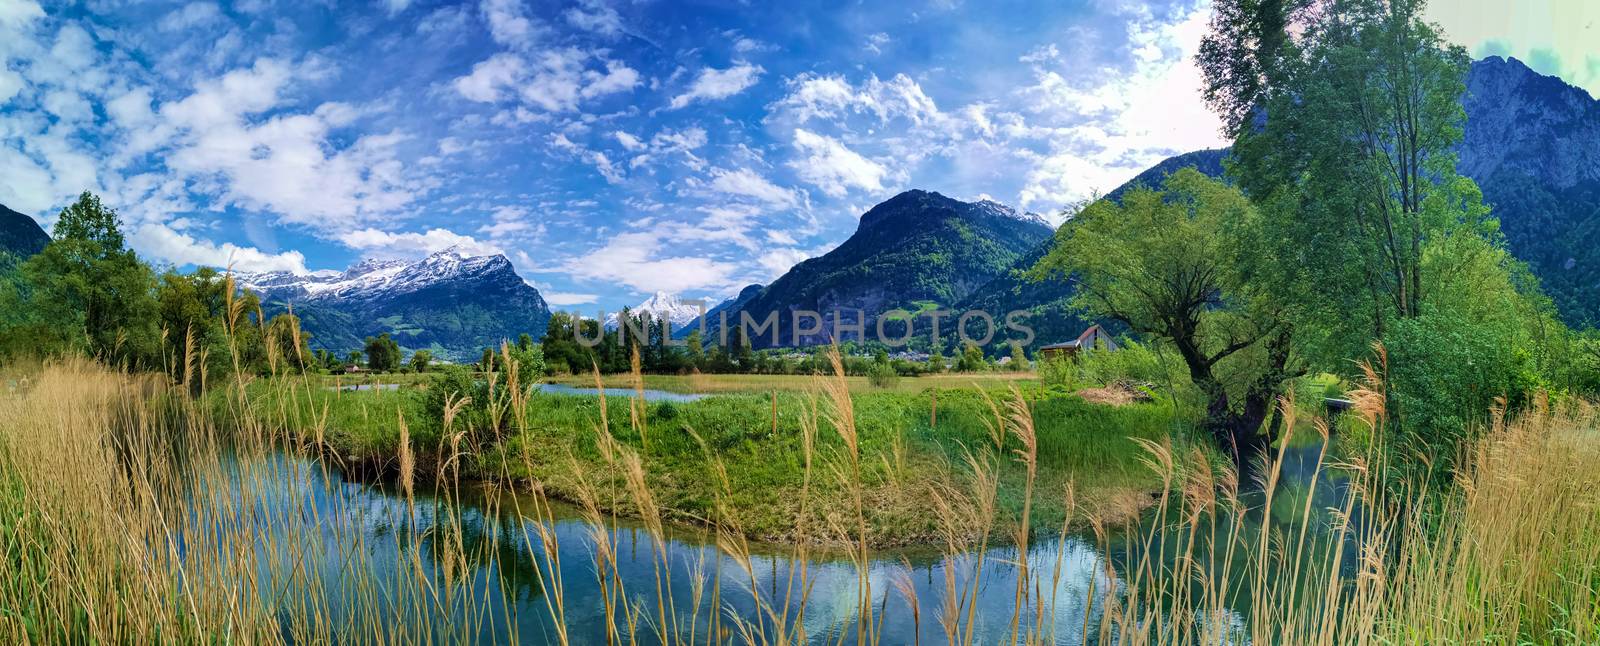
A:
235 248 550 362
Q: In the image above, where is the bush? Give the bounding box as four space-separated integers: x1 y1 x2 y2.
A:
654 400 679 421
1038 340 1175 391
866 363 899 389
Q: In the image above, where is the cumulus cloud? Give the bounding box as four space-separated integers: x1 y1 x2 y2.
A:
159 2 223 32
453 48 639 111
131 222 310 274
576 230 737 293
669 62 762 109
1012 3 1225 207
0 0 44 29
757 247 814 279
480 0 538 48
337 227 501 258
768 72 944 126
564 0 623 37
787 129 887 197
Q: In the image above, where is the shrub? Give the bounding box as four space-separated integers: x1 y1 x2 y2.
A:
866 363 899 389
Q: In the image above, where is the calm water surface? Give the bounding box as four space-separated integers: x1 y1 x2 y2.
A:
193 436 1355 644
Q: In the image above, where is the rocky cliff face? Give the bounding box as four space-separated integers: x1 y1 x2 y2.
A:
1460 56 1600 325
236 247 550 361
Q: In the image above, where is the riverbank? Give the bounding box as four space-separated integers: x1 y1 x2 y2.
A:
217 369 1192 547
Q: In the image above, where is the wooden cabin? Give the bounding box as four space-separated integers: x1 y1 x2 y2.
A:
1037 325 1119 360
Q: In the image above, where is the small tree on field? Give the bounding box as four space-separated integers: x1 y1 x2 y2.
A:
364 334 401 372
409 349 432 373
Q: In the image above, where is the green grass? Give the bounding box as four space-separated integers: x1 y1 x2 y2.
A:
220 374 1184 546
542 371 1037 394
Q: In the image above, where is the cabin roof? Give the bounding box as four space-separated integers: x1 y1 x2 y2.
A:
1039 324 1109 350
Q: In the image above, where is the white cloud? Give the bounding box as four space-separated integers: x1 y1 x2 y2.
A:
480 0 537 48
0 143 61 214
705 167 799 207
453 49 638 111
564 0 623 37
581 59 641 98
148 60 422 230
0 0 44 29
1012 3 1225 207
788 129 887 197
131 222 310 274
576 230 737 293
552 133 624 183
757 247 814 279
769 72 944 126
453 53 523 102
669 62 762 109
159 2 223 32
544 291 599 306
383 0 413 15
613 130 644 150
337 227 501 258
864 32 890 54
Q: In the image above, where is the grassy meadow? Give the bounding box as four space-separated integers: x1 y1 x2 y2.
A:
217 364 1184 546
540 370 1039 394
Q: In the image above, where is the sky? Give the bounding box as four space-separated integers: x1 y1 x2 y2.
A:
0 0 1593 312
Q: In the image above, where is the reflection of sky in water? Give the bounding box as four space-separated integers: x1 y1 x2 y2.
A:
172 444 1361 644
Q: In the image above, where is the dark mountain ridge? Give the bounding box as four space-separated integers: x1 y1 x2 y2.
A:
0 204 51 259
706 190 1053 347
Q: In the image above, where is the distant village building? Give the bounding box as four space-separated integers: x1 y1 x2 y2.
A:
1037 325 1119 360
890 350 931 363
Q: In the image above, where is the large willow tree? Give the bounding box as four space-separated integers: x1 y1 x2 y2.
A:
1030 170 1300 462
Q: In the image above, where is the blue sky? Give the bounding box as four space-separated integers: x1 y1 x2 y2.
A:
0 0 1593 311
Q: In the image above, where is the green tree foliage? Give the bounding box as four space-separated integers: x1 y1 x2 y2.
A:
12 192 160 368
1030 170 1299 460
364 334 402 372
1198 0 1566 457
957 341 988 372
156 268 266 388
408 349 432 374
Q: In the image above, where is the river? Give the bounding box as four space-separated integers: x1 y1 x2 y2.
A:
183 411 1356 644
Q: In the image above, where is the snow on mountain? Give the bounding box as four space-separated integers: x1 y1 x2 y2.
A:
604 291 712 330
973 198 1049 227
233 246 551 361
234 246 513 303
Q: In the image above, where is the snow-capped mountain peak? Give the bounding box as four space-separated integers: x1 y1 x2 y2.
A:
973 198 1049 227
235 248 515 302
604 291 711 329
